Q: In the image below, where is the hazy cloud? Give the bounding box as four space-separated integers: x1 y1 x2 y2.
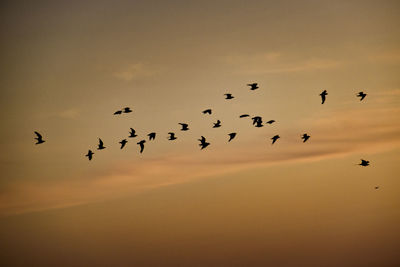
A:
113 63 159 81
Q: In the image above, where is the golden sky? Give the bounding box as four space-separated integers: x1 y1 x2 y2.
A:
1 0 399 266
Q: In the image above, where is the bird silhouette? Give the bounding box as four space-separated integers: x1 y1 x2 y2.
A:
213 120 221 128
123 107 132 113
34 131 45 144
224 93 234 99
129 128 138 138
240 114 250 118
358 159 370 166
97 138 106 150
228 133 237 142
137 140 146 153
255 121 264 127
301 133 310 143
375 186 379 190
85 150 94 160
168 132 177 140
252 116 262 125
320 90 328 104
119 139 128 149
114 110 122 115
148 132 156 141
179 123 189 131
202 109 212 115
198 136 210 150
266 120 275 124
357 91 367 101
271 135 280 144
247 83 259 90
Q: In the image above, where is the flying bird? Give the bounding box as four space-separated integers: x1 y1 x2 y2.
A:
375 186 379 190
224 93 234 99
97 138 106 150
137 140 146 153
247 83 259 90
179 123 189 131
213 120 221 128
358 159 370 167
198 136 210 150
228 133 237 142
320 90 328 104
129 128 138 138
34 131 45 144
113 110 122 115
252 116 262 125
357 91 367 101
119 139 128 149
148 132 156 141
239 114 250 118
202 109 212 115
255 121 264 127
271 135 280 145
85 150 94 160
301 133 310 143
123 107 132 113
266 120 275 124
168 132 177 140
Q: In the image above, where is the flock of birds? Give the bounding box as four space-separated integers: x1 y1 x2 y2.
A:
34 84 371 170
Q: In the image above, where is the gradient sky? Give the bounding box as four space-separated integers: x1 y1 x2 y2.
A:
1 0 399 266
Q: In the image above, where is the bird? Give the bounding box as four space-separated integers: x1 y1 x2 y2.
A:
129 128 138 138
113 110 122 115
228 133 237 142
137 140 146 153
97 138 106 150
239 114 250 118
247 83 259 90
119 139 128 149
198 136 210 150
255 121 264 127
320 90 328 104
357 91 367 101
213 120 221 128
375 186 379 190
358 159 370 167
85 150 94 160
179 123 189 131
252 116 262 125
202 109 212 115
266 120 275 124
34 131 45 144
271 135 280 145
148 132 156 141
224 93 234 99
123 107 132 113
168 132 177 140
301 133 310 143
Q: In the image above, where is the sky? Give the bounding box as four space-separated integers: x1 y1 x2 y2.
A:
0 0 399 266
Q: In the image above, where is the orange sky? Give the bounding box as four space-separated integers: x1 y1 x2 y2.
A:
1 0 399 266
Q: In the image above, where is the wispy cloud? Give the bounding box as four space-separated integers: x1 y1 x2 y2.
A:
58 108 80 119
113 63 159 81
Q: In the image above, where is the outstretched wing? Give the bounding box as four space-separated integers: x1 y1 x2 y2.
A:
99 138 104 146
34 131 42 139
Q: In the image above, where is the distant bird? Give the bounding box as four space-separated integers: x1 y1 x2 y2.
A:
213 120 221 128
85 150 94 160
123 107 132 113
247 83 259 90
137 140 146 153
228 133 237 142
168 132 177 140
271 135 280 145
148 132 156 141
179 123 189 131
252 116 262 125
129 128 138 138
224 93 234 99
34 131 45 144
357 91 367 101
358 159 370 167
119 139 128 149
240 114 250 118
375 186 379 190
113 110 122 115
266 120 275 124
301 133 310 143
198 136 210 150
255 121 264 127
320 90 328 104
97 138 106 150
202 109 212 115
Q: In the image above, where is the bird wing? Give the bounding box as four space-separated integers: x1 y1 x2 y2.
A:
99 139 103 146
34 131 42 139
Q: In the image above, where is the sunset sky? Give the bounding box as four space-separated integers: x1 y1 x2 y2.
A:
1 0 399 266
